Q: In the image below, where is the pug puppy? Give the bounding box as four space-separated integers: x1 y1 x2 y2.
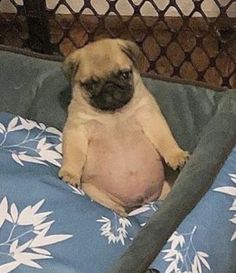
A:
59 38 189 216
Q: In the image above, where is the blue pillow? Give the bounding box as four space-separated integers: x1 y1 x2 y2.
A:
0 112 235 273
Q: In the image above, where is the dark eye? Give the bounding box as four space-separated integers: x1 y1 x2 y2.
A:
120 69 132 80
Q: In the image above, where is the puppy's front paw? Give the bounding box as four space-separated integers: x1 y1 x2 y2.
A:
165 149 190 170
59 167 82 188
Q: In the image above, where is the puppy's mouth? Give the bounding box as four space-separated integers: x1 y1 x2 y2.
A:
89 81 134 111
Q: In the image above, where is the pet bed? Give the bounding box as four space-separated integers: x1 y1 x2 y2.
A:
0 47 235 273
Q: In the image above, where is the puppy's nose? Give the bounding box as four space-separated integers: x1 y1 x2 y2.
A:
113 91 122 100
104 80 130 91
104 94 113 103
104 82 116 91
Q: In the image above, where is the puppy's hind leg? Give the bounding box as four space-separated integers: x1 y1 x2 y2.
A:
82 183 128 217
159 180 171 200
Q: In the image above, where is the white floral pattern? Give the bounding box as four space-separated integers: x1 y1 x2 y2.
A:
68 184 85 196
0 197 72 273
214 173 236 241
97 215 132 245
96 202 160 245
0 114 235 273
0 116 62 167
162 227 211 273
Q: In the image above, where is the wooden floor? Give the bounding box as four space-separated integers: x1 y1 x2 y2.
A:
1 14 236 88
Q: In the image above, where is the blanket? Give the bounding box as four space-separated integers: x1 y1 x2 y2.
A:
0 113 235 273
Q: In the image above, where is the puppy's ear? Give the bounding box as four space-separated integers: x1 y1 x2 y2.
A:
62 50 80 82
119 39 144 71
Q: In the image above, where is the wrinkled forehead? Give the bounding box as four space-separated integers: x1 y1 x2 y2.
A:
76 42 133 81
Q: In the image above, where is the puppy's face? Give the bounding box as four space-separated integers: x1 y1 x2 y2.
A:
63 39 141 111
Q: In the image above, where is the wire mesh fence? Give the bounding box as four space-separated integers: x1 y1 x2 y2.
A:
0 0 236 88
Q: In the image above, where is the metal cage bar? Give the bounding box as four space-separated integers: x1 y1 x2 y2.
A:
23 0 52 54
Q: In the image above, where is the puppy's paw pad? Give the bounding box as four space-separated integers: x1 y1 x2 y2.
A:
59 168 81 188
166 150 190 170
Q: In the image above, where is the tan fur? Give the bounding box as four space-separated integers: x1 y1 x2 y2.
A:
59 39 189 216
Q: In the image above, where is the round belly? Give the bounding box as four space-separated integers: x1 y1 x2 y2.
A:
82 132 165 207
